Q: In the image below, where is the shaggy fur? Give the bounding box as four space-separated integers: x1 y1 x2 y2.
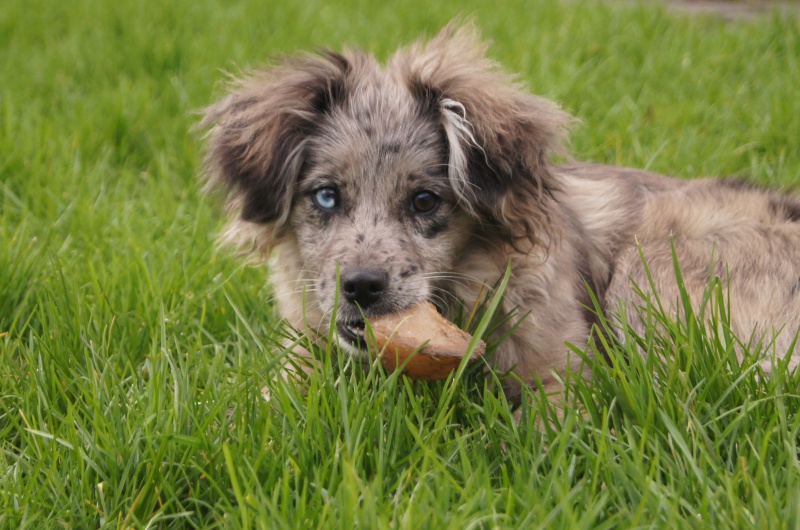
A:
202 24 800 401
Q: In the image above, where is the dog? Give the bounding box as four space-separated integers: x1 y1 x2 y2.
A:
201 24 800 402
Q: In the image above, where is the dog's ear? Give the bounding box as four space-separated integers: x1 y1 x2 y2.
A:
201 51 353 244
392 23 573 247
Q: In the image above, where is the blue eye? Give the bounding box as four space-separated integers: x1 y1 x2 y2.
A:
313 187 339 210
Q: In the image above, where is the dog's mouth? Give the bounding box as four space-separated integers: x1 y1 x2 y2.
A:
337 319 366 348
336 301 444 350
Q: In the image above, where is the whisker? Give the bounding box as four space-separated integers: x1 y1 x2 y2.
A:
430 272 496 283
418 272 497 293
429 288 470 311
284 278 323 285
287 287 322 296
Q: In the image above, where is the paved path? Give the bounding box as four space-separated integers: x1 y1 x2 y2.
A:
641 0 798 20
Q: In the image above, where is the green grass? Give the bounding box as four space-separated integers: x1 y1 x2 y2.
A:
1 0 799 528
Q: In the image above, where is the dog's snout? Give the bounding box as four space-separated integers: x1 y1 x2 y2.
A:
341 269 389 309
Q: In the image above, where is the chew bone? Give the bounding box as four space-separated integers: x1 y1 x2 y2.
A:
367 302 486 381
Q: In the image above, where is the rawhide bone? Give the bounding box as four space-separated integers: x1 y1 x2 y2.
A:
367 302 486 381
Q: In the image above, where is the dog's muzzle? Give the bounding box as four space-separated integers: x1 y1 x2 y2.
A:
340 268 388 309
336 268 389 348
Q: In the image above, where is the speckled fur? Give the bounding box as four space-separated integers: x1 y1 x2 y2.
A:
201 24 800 401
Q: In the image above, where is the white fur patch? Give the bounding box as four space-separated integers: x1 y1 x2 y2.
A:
440 98 481 211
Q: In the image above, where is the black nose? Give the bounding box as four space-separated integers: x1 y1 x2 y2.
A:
341 269 389 309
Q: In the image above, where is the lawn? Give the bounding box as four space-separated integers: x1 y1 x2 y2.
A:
1 0 800 528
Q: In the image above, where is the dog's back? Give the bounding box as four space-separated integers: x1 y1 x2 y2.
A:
559 164 800 371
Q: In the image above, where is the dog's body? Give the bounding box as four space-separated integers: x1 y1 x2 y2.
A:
203 25 800 400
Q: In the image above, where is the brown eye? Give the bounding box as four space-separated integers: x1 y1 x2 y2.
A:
411 190 440 214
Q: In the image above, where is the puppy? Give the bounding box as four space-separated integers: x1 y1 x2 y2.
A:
201 24 800 401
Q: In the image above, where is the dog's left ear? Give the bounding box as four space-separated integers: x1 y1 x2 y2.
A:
392 23 573 247
200 51 356 252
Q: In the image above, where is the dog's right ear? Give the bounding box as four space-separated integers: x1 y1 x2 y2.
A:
392 23 573 249
200 51 352 243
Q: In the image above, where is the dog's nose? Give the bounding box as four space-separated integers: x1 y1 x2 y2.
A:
341 269 389 309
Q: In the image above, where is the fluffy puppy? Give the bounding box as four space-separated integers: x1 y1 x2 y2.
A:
201 24 800 401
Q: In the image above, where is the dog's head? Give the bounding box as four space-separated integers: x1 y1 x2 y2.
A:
202 24 571 351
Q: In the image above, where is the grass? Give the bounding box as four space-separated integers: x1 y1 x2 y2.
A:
1 0 799 528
